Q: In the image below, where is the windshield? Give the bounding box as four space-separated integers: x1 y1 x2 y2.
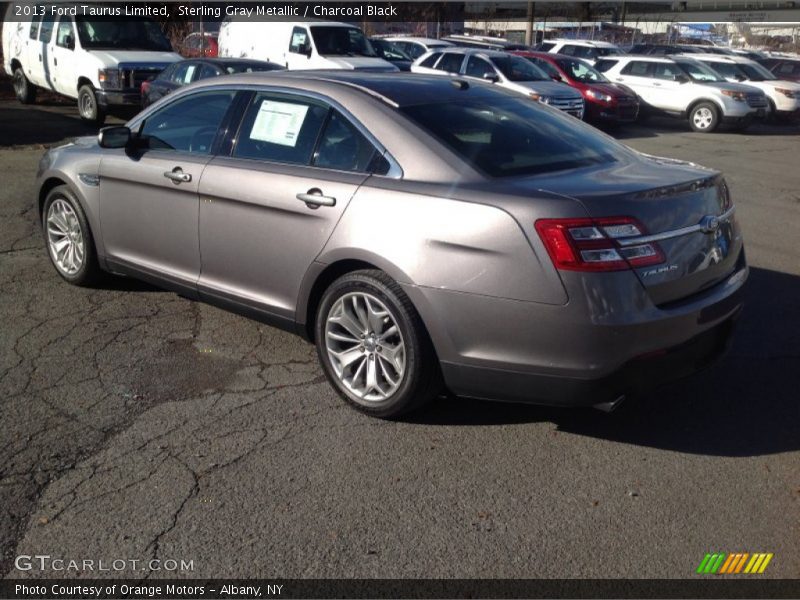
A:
491 55 549 81
401 97 627 177
75 17 171 51
310 26 376 58
556 58 609 82
371 40 411 61
675 60 725 82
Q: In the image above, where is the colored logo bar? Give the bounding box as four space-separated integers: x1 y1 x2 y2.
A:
697 553 773 574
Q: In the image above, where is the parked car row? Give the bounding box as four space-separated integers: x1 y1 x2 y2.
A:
4 11 799 133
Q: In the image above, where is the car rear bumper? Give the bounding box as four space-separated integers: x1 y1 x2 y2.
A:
440 313 739 407
96 90 141 107
403 252 748 407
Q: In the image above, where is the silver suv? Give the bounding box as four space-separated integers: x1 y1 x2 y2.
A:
595 55 768 132
36 72 746 417
411 47 585 118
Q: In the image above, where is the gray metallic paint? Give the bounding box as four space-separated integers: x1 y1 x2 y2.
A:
35 71 748 407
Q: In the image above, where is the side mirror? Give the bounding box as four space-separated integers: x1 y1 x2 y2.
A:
98 126 131 149
482 72 500 83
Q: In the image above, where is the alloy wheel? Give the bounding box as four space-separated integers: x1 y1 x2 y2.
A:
46 199 85 276
324 292 406 402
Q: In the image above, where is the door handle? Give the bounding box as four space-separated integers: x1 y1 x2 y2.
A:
163 168 192 184
615 77 623 82
39 54 42 62
297 189 336 208
54 57 58 66
653 82 661 86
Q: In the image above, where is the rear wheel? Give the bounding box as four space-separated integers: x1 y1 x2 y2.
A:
13 67 36 104
42 185 102 286
315 270 441 419
78 84 106 125
688 102 719 133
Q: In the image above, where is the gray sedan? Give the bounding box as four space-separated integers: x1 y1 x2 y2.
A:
35 71 747 418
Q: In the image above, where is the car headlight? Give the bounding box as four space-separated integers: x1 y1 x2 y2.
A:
721 90 747 102
775 87 797 99
98 68 122 90
586 89 613 102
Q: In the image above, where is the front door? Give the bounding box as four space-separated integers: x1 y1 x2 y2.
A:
49 17 77 97
99 89 238 290
197 91 383 320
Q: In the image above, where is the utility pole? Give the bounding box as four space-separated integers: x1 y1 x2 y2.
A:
525 1 535 46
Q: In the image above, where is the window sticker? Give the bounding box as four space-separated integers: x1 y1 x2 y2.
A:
184 65 196 84
249 100 309 147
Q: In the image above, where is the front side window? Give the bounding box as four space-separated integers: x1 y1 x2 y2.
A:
233 93 329 165
419 52 441 68
140 90 236 154
465 56 495 79
170 62 198 85
29 16 41 40
401 97 628 178
621 61 652 77
39 17 55 43
310 26 376 58
198 63 222 79
740 62 775 81
56 19 74 49
435 53 465 73
675 60 724 82
707 62 746 81
289 26 310 54
313 111 378 172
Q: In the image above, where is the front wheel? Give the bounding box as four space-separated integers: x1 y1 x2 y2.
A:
42 185 102 286
315 270 441 418
689 102 719 133
13 67 36 104
77 84 106 125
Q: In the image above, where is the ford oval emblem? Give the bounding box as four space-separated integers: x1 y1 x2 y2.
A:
700 216 720 234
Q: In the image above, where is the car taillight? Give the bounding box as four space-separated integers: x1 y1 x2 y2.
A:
534 217 665 272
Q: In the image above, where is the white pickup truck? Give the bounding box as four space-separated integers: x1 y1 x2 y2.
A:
3 10 181 124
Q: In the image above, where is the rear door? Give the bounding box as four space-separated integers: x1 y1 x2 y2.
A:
30 14 55 88
99 89 238 290
197 91 384 319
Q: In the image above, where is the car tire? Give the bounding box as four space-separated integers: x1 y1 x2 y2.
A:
77 84 106 125
688 102 719 133
42 185 102 286
13 67 36 104
315 269 441 419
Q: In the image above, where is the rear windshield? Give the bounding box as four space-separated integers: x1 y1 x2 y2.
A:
401 97 627 177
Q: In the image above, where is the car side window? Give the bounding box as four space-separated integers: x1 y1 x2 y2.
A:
560 45 577 56
621 61 652 77
419 52 441 68
652 62 682 80
289 26 310 54
435 53 464 73
171 62 198 85
313 110 378 173
39 17 55 43
539 42 555 51
594 59 618 73
199 63 222 79
56 19 74 49
141 90 236 154
465 56 494 78
405 43 425 59
29 16 41 40
233 93 328 165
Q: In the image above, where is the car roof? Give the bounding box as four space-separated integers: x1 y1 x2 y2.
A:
192 70 505 107
549 39 618 47
383 36 451 45
436 47 510 58
601 55 677 63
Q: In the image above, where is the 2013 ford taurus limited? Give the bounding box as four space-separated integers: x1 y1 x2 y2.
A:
36 71 747 418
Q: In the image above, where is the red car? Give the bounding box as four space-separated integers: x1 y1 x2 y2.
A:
512 51 639 123
179 32 219 58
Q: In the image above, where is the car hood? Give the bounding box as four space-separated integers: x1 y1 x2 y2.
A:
86 50 183 66
698 80 765 94
507 80 582 98
586 82 636 97
324 56 398 71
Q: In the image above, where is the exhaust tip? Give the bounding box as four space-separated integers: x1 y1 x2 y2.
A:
594 395 626 413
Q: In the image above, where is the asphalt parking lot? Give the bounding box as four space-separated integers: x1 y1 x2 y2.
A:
1 99 799 580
